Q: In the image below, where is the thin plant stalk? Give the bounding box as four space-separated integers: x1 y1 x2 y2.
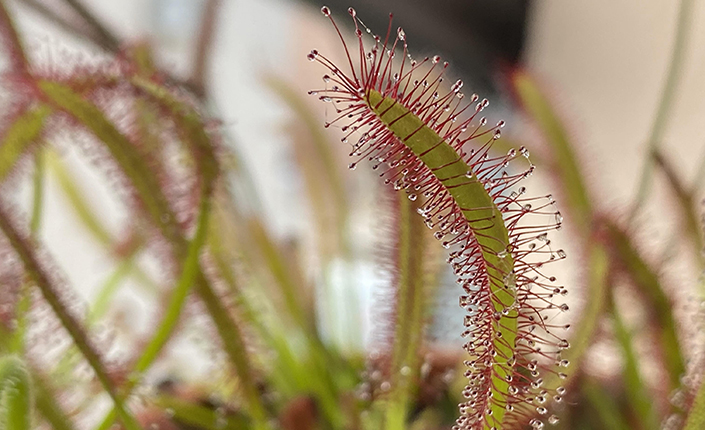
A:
631 0 694 215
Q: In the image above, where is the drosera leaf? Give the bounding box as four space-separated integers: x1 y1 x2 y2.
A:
684 378 705 430
652 149 704 265
129 188 212 378
61 76 271 430
0 355 33 430
0 304 77 430
384 191 435 430
309 7 568 429
601 219 685 392
29 148 45 236
31 367 78 430
265 75 351 256
152 393 249 430
45 149 157 290
209 186 349 429
609 294 660 430
37 80 184 248
511 70 592 234
510 69 611 393
581 378 631 430
543 242 608 392
0 106 52 184
0 205 143 430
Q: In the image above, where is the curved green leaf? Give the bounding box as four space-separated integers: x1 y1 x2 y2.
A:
368 89 516 428
0 356 33 430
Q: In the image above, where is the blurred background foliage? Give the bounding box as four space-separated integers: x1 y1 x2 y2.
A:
0 0 705 429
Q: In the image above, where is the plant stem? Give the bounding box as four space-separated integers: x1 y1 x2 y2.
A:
29 149 45 235
630 0 694 215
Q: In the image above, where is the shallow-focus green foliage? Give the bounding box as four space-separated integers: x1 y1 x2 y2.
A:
0 1 704 430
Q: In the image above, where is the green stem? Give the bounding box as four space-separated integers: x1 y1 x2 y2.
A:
193 275 269 429
630 0 694 215
131 194 210 376
30 149 45 235
88 256 137 323
94 193 215 430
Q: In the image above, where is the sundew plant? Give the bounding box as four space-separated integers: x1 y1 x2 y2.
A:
1 1 705 430
307 6 568 429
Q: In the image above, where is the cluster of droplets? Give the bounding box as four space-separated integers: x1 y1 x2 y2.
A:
309 6 569 429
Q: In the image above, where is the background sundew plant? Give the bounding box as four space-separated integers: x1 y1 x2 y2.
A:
0 0 705 430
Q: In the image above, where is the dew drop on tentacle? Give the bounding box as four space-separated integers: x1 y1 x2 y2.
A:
307 49 319 61
321 5 331 16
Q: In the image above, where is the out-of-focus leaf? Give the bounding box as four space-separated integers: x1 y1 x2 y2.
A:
45 150 112 245
512 70 592 233
544 242 609 391
385 192 436 430
265 76 349 249
582 379 631 430
153 394 249 429
0 106 51 183
0 206 142 430
0 355 33 430
652 149 703 263
210 185 348 429
630 0 695 214
46 149 157 291
684 379 705 430
32 370 77 430
29 149 45 235
131 194 211 376
603 220 685 391
38 80 183 247
610 295 660 429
